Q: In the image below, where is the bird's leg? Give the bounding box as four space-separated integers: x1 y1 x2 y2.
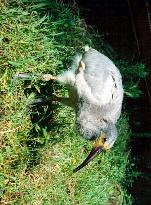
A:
53 95 73 107
33 94 73 107
15 73 57 81
40 61 85 83
16 72 75 107
41 74 57 81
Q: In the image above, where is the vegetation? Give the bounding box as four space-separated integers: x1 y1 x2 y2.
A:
0 0 147 204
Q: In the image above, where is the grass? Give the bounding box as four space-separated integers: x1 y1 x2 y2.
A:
0 1 133 204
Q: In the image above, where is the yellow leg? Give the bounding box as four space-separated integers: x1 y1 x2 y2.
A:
41 74 56 81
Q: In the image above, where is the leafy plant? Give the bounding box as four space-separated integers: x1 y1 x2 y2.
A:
116 60 148 98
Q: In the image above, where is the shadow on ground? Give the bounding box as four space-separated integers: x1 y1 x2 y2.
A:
23 80 59 169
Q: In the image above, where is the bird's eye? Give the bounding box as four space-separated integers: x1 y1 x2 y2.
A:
89 135 97 141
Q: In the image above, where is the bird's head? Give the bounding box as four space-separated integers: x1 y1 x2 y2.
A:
73 119 117 173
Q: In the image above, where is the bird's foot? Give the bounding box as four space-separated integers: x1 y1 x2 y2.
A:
41 74 56 81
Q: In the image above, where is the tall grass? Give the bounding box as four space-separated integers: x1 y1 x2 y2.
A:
0 1 134 204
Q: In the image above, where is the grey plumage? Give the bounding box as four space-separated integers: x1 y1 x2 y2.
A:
56 47 123 148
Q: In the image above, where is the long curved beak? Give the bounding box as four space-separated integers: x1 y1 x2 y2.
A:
73 145 103 173
73 133 107 173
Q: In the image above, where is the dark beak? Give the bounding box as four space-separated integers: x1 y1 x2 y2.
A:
73 145 103 173
73 132 107 173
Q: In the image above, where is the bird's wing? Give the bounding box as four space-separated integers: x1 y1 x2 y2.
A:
84 71 117 105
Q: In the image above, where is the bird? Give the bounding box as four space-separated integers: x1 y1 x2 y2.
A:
16 46 123 172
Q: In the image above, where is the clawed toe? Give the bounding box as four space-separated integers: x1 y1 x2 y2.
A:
41 74 56 81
